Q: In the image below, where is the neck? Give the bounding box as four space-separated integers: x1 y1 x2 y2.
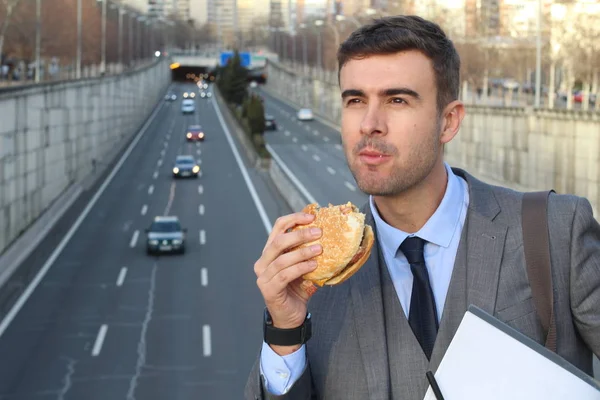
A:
373 161 448 233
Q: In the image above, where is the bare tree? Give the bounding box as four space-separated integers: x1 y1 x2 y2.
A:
0 0 23 62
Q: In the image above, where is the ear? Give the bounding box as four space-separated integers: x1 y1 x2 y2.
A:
439 100 465 145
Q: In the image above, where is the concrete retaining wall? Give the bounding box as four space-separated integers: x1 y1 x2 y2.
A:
0 59 172 255
265 61 600 216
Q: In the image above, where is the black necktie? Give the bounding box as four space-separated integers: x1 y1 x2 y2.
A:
399 236 439 360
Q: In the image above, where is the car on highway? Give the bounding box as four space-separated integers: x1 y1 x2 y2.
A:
200 91 212 98
181 99 195 114
164 92 177 101
183 91 196 99
145 216 187 255
186 125 205 141
265 114 277 131
172 155 200 178
297 108 314 121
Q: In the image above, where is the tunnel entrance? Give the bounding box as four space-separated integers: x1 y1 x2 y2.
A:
170 65 216 83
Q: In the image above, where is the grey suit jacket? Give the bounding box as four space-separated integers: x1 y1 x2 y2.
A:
245 168 600 400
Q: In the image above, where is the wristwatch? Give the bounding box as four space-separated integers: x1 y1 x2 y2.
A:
263 308 312 346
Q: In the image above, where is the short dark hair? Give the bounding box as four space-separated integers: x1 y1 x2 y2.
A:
337 15 461 113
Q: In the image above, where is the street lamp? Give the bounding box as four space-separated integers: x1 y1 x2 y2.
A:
534 0 542 108
35 0 41 82
315 20 324 71
97 0 107 74
76 0 82 78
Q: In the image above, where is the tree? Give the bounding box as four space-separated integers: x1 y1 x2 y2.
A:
221 50 248 105
247 95 265 135
0 0 22 62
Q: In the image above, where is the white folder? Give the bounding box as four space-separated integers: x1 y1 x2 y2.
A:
423 305 600 400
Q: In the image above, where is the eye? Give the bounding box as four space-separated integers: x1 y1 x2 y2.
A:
390 97 406 104
345 98 363 106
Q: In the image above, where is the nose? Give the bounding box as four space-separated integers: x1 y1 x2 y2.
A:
359 104 387 137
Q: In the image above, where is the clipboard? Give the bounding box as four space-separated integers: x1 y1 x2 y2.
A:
423 305 600 400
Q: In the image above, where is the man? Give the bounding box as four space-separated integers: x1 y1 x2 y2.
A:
245 15 600 400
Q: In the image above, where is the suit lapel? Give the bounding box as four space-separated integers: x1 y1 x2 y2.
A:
350 207 390 400
429 169 508 370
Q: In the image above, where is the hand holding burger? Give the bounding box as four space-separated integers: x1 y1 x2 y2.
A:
254 202 373 355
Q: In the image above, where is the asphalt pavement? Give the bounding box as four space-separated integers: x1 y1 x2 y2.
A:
0 82 291 399
259 88 369 208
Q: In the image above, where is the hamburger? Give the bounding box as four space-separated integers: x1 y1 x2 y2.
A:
291 202 374 296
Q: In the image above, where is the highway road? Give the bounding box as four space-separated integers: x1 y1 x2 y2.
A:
0 82 291 399
259 88 369 208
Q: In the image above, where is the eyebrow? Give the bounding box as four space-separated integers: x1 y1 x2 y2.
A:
341 87 421 100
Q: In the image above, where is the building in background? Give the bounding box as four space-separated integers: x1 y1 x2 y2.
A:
207 0 237 47
465 0 500 37
147 0 167 18
167 0 192 21
339 0 371 15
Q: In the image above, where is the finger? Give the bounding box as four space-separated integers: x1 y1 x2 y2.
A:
264 212 315 252
260 243 322 284
259 226 322 276
259 259 319 300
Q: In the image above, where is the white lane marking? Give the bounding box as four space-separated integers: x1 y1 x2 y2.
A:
201 268 208 287
327 167 336 175
157 159 163 167
198 185 203 195
323 137 330 142
130 230 139 248
265 144 318 204
0 96 165 340
166 134 170 139
335 144 343 150
301 145 308 151
116 267 128 287
197 149 201 155
292 137 298 143
200 230 206 245
163 141 168 148
141 205 148 215
163 182 176 215
305 125 310 131
148 185 154 195
197 159 202 165
160 149 165 157
313 154 321 162
199 204 205 215
91 324 108 356
345 181 357 191
284 130 290 136
203 325 211 357
212 97 273 233
313 130 319 135
153 171 158 179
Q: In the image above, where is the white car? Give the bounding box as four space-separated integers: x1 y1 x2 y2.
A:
181 99 195 114
297 108 314 121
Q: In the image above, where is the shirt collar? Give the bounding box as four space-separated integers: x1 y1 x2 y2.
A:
369 163 465 252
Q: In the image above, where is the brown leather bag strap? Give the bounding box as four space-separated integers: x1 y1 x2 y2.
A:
521 190 557 353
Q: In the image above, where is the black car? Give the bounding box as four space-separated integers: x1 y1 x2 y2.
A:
265 114 277 131
172 155 200 178
145 216 187 254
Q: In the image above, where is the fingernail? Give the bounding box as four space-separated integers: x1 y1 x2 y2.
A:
311 244 321 252
310 227 321 235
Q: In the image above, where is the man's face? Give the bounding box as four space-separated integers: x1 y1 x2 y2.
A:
339 51 443 196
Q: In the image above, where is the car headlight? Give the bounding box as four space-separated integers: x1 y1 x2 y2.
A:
173 167 179 173
191 93 195 98
172 239 182 245
199 133 204 138
149 240 159 245
192 166 200 173
187 133 192 138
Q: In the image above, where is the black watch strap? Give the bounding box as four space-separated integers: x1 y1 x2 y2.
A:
263 308 312 346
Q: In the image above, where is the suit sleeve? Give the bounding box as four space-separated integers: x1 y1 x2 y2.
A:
569 197 600 357
245 345 314 400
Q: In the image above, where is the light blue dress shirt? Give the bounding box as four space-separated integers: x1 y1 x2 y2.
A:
260 163 470 395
